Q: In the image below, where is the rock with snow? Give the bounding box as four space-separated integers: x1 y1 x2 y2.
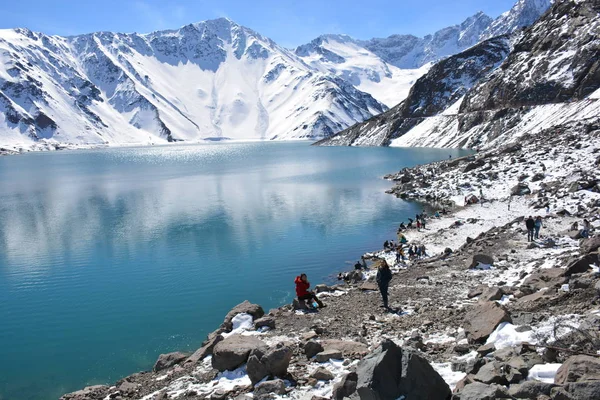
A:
211 335 267 372
555 355 600 385
473 361 506 385
354 339 451 400
246 342 293 384
511 183 532 196
565 254 596 276
221 301 264 331
464 301 512 343
153 352 188 372
254 317 276 330
469 254 495 269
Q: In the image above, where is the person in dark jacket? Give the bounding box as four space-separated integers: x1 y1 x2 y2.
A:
525 216 535 242
295 274 324 308
376 260 393 309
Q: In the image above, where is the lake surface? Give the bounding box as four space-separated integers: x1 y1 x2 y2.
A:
0 142 470 399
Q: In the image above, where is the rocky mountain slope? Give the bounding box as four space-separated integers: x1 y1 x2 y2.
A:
0 19 386 152
316 0 599 149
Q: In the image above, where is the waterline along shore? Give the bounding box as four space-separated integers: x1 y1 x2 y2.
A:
60 122 600 400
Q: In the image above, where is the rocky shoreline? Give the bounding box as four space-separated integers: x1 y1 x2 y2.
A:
61 122 600 400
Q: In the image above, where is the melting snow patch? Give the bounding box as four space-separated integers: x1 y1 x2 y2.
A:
222 313 254 337
486 322 534 349
528 363 562 384
431 362 466 391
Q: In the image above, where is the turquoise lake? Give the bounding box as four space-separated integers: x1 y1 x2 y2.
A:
0 142 470 399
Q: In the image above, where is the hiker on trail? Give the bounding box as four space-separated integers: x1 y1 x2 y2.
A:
526 216 535 242
415 245 422 258
396 245 405 262
582 219 592 238
295 274 325 308
416 220 421 231
508 196 512 211
408 246 415 259
376 260 393 309
422 218 426 229
534 216 543 239
420 244 427 257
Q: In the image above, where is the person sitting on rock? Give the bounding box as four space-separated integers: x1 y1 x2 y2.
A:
398 233 408 244
295 274 325 308
376 260 393 309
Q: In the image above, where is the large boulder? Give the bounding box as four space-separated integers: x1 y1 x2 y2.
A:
246 342 293 384
212 335 267 371
565 254 598 276
221 301 265 331
473 361 506 385
555 355 600 384
153 351 188 372
310 366 335 381
469 254 494 269
321 339 369 359
354 339 450 400
478 287 503 302
254 317 276 330
521 268 567 291
581 237 600 254
464 301 512 343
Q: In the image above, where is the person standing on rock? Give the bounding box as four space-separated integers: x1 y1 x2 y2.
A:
376 260 393 309
295 274 325 308
534 216 543 239
526 216 535 242
582 219 592 238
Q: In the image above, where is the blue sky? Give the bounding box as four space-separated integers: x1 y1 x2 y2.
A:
0 0 517 47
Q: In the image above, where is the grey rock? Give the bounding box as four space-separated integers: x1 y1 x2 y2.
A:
565 381 600 399
508 380 556 398
332 372 358 400
310 366 335 381
153 351 188 372
479 286 503 302
565 254 597 276
304 341 325 359
354 339 450 400
555 355 600 384
464 301 512 343
473 361 506 385
476 343 496 356
512 183 531 196
522 268 567 291
254 379 286 397
456 382 510 399
580 237 600 255
469 254 494 269
212 335 267 371
263 343 294 377
316 349 343 362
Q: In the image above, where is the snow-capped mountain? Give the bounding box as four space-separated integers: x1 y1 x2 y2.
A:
315 0 600 149
295 34 430 107
0 18 386 151
294 0 552 106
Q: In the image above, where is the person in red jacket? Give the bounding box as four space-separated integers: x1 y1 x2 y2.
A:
295 274 325 308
